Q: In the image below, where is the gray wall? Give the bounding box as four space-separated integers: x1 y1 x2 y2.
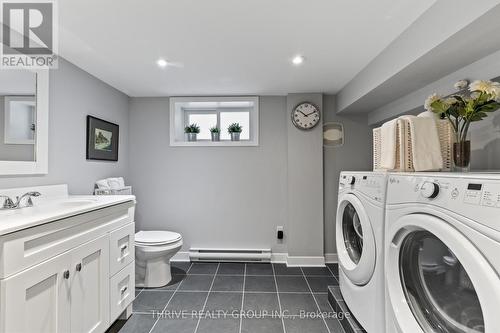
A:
286 94 324 258
0 59 130 194
129 94 373 258
367 49 500 171
470 110 500 170
0 59 374 258
128 96 288 254
368 49 500 125
323 95 373 255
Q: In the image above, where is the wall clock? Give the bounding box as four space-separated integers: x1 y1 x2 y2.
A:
291 102 321 130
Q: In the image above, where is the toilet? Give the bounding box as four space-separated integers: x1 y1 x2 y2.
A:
135 230 183 288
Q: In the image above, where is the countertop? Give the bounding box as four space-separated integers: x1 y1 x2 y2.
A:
0 195 136 236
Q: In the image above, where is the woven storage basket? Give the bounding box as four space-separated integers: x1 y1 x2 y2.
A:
373 119 453 172
94 186 132 195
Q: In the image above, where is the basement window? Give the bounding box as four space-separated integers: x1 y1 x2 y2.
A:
170 96 259 146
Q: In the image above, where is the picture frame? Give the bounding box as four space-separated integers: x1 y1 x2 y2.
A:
86 115 119 161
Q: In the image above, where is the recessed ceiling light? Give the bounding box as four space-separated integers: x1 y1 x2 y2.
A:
157 58 168 68
292 55 305 65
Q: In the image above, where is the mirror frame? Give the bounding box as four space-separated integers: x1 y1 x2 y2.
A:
0 70 49 175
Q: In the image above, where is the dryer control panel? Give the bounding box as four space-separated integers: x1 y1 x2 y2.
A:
387 173 500 232
339 172 387 203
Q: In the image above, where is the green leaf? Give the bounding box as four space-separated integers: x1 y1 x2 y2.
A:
453 95 467 105
477 103 500 113
430 100 449 113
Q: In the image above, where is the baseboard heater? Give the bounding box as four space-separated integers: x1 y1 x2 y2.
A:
189 248 271 262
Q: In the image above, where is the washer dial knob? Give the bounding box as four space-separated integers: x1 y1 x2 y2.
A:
421 182 440 199
347 176 356 185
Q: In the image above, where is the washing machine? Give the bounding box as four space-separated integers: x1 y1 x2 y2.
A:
336 171 388 333
385 173 500 333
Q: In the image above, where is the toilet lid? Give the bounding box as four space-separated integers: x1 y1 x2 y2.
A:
135 230 182 245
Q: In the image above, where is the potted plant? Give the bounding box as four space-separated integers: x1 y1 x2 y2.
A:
184 123 200 142
228 123 243 141
428 80 500 171
210 126 220 141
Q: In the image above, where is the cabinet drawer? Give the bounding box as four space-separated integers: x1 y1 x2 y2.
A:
109 223 135 276
0 202 134 279
109 261 135 322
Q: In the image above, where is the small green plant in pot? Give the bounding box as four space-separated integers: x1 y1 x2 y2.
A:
210 127 220 141
427 80 500 171
184 123 200 142
228 123 243 141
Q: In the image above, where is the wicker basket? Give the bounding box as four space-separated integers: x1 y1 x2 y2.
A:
373 119 454 172
94 186 132 195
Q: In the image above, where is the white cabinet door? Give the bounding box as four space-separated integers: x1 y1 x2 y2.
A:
70 235 110 333
0 251 71 333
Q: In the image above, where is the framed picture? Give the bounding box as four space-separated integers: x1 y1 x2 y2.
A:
86 115 119 161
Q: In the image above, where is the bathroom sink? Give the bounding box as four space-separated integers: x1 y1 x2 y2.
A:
0 210 17 217
56 199 97 208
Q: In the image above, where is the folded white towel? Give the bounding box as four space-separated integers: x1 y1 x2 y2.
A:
400 115 443 171
380 119 399 169
107 177 125 189
417 111 440 120
95 179 110 190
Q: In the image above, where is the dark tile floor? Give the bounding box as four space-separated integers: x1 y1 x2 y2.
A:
108 262 345 333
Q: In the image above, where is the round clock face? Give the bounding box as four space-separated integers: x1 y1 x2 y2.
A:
292 102 321 130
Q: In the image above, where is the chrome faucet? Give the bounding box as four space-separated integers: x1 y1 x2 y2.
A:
0 192 41 210
0 195 15 209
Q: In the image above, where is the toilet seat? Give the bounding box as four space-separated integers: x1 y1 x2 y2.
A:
135 230 182 246
135 230 183 288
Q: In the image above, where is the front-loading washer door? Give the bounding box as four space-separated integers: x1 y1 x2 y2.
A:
336 193 376 285
386 214 500 333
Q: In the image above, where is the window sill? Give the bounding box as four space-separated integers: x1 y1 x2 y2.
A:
170 140 259 147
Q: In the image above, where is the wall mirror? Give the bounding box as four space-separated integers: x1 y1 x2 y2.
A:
0 70 49 175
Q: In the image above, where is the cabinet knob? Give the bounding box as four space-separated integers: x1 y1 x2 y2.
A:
76 263 82 272
120 244 128 251
63 270 70 279
120 286 128 294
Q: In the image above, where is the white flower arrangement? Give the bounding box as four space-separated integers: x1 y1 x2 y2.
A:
428 80 500 142
454 80 469 91
424 93 442 111
469 80 500 101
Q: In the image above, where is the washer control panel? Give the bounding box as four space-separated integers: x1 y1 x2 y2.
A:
387 174 500 232
339 172 387 203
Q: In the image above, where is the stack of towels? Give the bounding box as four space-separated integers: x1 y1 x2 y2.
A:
380 112 444 172
95 177 126 190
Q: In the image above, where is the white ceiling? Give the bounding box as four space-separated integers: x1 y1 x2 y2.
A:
58 0 436 97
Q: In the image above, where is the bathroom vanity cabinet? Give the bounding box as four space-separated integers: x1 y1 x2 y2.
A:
0 186 136 333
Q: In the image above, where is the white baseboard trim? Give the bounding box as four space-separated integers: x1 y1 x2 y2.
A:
171 251 190 262
270 252 287 263
286 255 325 267
324 253 338 263
171 251 329 267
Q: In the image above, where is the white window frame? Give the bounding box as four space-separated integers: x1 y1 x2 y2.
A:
169 96 259 147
